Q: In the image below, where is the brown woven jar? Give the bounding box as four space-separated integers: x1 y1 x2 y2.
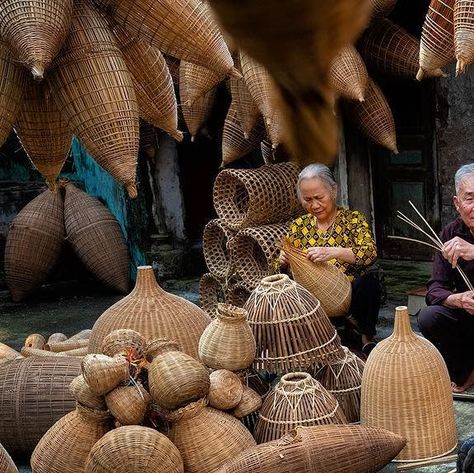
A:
208 370 243 410
81 354 130 396
88 266 210 359
31 404 111 473
167 398 256 472
0 442 17 473
69 375 106 410
105 382 151 425
85 425 183 472
101 329 146 358
199 303 256 371
147 339 210 410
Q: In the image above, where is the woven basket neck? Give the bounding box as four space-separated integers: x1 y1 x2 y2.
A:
167 398 207 422
146 339 180 361
132 266 165 296
392 306 416 340
259 274 292 290
76 403 111 423
216 303 248 323
280 372 313 388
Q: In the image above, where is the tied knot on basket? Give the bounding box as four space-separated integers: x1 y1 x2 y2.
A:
122 347 147 399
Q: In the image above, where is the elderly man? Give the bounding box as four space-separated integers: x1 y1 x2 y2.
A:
418 163 474 393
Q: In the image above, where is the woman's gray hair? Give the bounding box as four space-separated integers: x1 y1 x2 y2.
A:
296 164 337 200
455 163 474 194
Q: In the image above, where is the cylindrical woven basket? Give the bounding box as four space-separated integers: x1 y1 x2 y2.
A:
198 303 256 371
101 329 146 358
68 329 92 342
24 333 46 350
199 272 226 317
181 87 217 138
48 338 89 353
454 0 474 74
213 162 300 230
105 382 151 425
46 333 68 347
244 274 344 373
361 306 457 462
255 372 347 444
216 424 406 473
0 356 81 456
282 239 352 318
230 223 289 287
167 398 256 472
226 280 251 308
203 219 236 280
5 189 64 302
88 266 210 358
0 343 21 363
64 183 130 294
48 0 139 197
82 354 130 396
84 425 184 472
20 347 78 358
315 346 365 423
208 369 244 410
69 375 106 410
0 442 18 473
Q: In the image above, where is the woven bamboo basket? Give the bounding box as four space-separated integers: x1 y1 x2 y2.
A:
89 266 210 358
48 0 139 197
85 425 184 472
69 329 93 341
147 339 210 410
20 347 77 358
24 333 46 350
418 0 455 80
226 280 251 308
203 218 236 280
213 162 300 230
46 333 68 347
315 346 365 423
0 356 81 456
82 354 130 396
361 306 457 462
199 303 256 371
105 382 151 425
370 0 397 18
168 398 256 472
70 375 106 410
199 272 226 317
282 239 352 318
264 106 285 151
139 120 157 160
0 343 21 363
0 442 17 473
5 189 64 302
231 384 262 419
113 27 182 141
342 78 398 153
101 329 146 358
208 369 244 410
48 338 89 352
164 54 180 84
260 139 274 165
454 0 474 74
215 424 406 473
181 87 217 139
255 372 347 444
31 404 111 473
64 183 130 293
15 78 71 185
244 274 344 372
230 223 289 287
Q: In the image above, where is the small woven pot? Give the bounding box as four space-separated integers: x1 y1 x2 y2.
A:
167 398 256 472
24 334 46 350
231 385 262 418
0 442 17 473
81 354 130 396
208 370 243 410
199 303 256 371
69 375 106 410
84 425 184 473
105 382 151 425
147 339 210 410
101 329 146 358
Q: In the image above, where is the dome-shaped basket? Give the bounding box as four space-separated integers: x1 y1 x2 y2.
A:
203 219 236 280
105 382 151 425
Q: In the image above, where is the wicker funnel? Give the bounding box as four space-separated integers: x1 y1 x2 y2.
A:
180 60 225 106
215 424 406 473
0 356 81 456
181 87 217 139
454 0 474 74
84 425 184 473
48 0 139 197
5 189 64 302
0 443 17 473
82 354 130 396
88 266 210 358
244 274 343 373
64 183 130 293
199 272 226 317
203 218 236 280
361 306 457 462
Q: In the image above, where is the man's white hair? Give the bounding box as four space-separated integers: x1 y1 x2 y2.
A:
455 163 474 194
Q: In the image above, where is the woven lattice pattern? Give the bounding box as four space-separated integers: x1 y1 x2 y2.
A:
85 426 184 473
370 0 397 18
361 306 457 462
105 383 150 425
182 87 217 138
207 369 243 410
5 189 64 302
454 0 474 74
0 0 73 78
69 375 106 410
244 274 344 373
203 218 236 279
199 272 226 317
230 223 289 287
342 78 397 153
48 0 139 197
164 54 180 84
260 139 274 164
226 280 251 307
64 183 130 294
213 162 300 230
0 356 81 456
0 442 17 473
180 60 225 106
15 78 71 185
329 45 368 101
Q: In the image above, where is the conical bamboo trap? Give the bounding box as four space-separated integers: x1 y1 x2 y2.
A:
282 239 352 318
0 0 73 79
361 306 457 462
0 442 17 473
181 87 217 139
199 272 226 317
48 0 139 197
203 218 236 280
315 346 365 423
24 333 46 349
454 0 474 74
244 274 344 373
255 372 347 444
213 162 300 230
230 223 289 288
69 375 106 410
5 189 64 302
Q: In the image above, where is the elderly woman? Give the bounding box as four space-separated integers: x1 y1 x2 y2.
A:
418 163 474 393
278 163 382 355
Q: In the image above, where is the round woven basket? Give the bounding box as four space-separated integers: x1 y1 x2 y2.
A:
88 266 210 358
361 306 457 462
244 274 344 372
167 398 256 472
181 87 217 139
315 346 365 423
231 385 262 419
101 329 146 358
24 333 46 350
207 369 244 410
81 354 130 396
105 382 151 425
199 303 256 371
69 375 106 410
213 162 300 230
199 272 226 317
203 219 236 280
85 425 183 472
0 442 18 473
454 0 474 74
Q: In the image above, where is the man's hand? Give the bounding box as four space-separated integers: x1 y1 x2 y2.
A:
278 250 288 267
306 246 339 263
445 291 474 314
441 236 474 268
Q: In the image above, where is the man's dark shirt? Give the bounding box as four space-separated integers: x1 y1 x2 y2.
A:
426 218 474 305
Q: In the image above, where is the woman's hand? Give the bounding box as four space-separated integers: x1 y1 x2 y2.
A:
441 236 474 268
306 246 340 263
278 250 289 267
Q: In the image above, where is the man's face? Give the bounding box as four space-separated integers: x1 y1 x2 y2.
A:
454 174 474 231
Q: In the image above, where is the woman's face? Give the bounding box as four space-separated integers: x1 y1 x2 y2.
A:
299 177 337 221
454 174 474 232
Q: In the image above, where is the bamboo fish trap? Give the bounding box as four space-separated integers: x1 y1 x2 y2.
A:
181 87 217 139
203 219 236 280
199 272 226 317
454 0 474 74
